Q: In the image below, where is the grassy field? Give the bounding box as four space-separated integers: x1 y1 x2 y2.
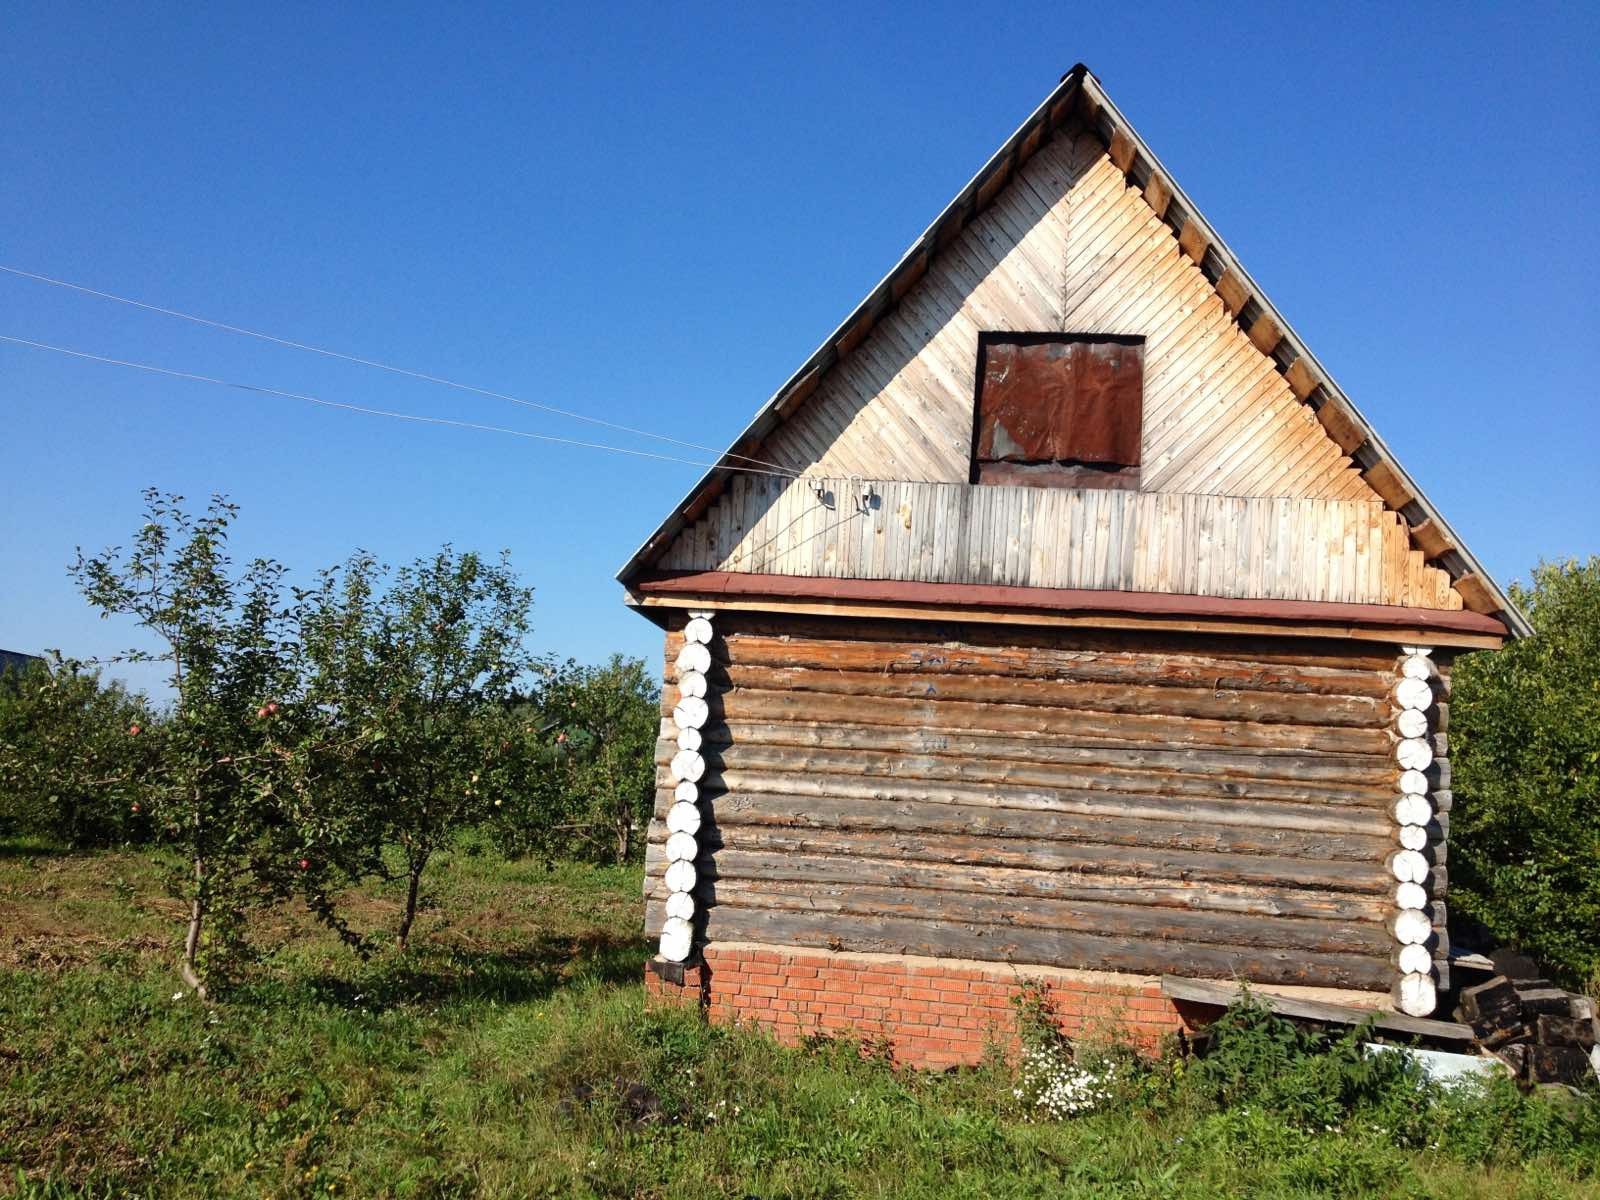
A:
2 839 1598 1199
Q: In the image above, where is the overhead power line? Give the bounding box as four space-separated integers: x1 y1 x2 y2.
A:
0 333 799 477
0 264 796 476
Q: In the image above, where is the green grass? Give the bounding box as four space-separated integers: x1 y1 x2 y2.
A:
2 840 1597 1199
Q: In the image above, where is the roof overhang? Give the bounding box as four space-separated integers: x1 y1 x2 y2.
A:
629 571 1508 650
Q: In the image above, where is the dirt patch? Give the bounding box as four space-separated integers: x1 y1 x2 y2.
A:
557 1077 674 1128
1 930 168 970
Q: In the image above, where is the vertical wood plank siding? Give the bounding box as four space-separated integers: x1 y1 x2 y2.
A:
659 477 1461 610
643 614 1410 992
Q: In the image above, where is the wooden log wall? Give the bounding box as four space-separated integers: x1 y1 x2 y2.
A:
644 613 1453 993
658 475 1462 610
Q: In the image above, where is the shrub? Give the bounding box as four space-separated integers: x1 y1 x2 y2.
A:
1451 556 1600 985
1168 997 1599 1175
1180 997 1424 1134
1427 1073 1600 1175
1007 982 1124 1120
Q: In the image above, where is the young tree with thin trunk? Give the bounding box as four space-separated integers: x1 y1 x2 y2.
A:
72 491 303 995
298 548 535 950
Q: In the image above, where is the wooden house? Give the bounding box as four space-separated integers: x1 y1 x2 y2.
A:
623 66 1524 1065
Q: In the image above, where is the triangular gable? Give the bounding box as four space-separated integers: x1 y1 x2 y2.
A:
755 126 1367 499
619 66 1527 635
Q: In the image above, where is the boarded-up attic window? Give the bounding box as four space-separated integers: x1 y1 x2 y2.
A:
971 334 1144 489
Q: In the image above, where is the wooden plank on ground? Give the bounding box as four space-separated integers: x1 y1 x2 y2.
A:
1160 975 1474 1041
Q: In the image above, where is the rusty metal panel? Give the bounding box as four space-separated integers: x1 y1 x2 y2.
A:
975 340 1073 461
975 338 1143 483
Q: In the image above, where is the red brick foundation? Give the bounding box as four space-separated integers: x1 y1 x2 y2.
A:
645 942 1217 1069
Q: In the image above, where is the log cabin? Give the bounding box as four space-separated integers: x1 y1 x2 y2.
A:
622 65 1526 1066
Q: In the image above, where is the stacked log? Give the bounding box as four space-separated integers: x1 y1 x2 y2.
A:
1457 975 1600 1087
658 612 715 963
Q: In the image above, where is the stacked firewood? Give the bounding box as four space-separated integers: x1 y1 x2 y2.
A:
1455 975 1600 1087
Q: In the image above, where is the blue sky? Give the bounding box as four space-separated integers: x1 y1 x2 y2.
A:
3 3 1596 696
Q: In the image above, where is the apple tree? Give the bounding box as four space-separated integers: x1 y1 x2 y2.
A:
0 655 158 847
71 490 307 994
1451 556 1600 987
297 547 536 950
513 654 660 865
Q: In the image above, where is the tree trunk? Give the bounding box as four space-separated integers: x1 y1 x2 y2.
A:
616 816 632 865
397 859 424 951
180 851 207 997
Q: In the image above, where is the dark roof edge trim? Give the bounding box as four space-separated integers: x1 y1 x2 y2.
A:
632 570 1510 639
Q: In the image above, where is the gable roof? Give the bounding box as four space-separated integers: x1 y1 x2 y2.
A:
618 65 1528 638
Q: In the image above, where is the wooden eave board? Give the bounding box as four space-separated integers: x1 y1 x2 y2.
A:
627 573 1506 649
615 66 1527 637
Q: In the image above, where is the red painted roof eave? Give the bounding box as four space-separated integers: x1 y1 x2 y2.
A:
630 571 1509 638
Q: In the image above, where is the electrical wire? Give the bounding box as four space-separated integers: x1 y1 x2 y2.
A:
0 264 798 477
0 333 800 477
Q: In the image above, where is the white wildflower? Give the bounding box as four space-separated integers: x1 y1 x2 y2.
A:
1016 1041 1117 1120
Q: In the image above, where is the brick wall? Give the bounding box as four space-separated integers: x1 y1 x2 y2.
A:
645 942 1215 1069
